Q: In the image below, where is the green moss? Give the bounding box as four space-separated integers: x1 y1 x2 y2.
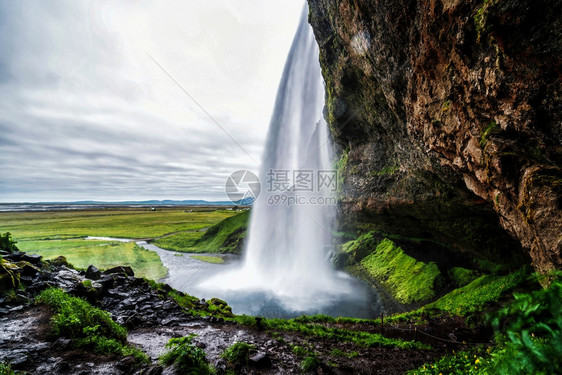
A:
474 0 498 42
334 149 349 192
369 165 399 177
449 267 479 288
169 290 233 318
441 100 451 112
357 238 442 304
423 267 529 316
479 121 500 147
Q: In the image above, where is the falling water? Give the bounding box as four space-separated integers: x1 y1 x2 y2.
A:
197 4 379 317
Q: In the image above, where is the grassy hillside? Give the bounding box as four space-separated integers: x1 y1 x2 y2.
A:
344 235 442 304
153 210 250 254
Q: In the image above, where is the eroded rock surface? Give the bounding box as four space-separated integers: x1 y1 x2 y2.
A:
308 0 561 272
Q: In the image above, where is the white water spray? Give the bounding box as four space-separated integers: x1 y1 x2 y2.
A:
198 5 373 315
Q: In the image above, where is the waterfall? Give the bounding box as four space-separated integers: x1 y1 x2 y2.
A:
197 4 377 317
239 4 340 299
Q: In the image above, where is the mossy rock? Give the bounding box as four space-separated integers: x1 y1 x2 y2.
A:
0 258 20 292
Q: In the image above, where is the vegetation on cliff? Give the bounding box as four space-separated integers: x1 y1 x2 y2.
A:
153 210 249 253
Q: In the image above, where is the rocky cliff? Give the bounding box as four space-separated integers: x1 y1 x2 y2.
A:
308 0 561 273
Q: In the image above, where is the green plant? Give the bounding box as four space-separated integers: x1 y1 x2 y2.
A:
0 232 18 253
301 355 321 372
406 347 490 374
0 361 15 375
160 335 213 375
479 121 500 147
35 288 148 363
292 345 311 358
221 341 255 365
330 348 358 358
449 267 479 288
486 274 562 374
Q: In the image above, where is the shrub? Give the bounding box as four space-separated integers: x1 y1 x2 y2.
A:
36 288 147 363
487 275 562 374
160 335 213 375
0 361 15 375
0 232 18 253
221 341 255 365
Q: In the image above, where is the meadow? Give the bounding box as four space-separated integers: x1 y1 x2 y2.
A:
0 208 237 240
0 207 240 280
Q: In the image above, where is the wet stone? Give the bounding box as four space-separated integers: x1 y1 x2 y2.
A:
85 265 101 280
249 351 271 368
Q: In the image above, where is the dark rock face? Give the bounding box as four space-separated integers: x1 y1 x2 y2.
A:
308 0 561 272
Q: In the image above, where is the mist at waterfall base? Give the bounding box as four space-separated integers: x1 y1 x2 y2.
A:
196 6 381 319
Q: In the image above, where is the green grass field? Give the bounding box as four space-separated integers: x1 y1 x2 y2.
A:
0 208 237 240
0 207 240 281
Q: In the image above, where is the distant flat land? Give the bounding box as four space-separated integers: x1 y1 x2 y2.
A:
0 207 239 280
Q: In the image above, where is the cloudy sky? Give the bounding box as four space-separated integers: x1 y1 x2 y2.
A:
0 0 304 202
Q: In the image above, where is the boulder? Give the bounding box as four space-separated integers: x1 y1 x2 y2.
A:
85 265 101 280
22 253 42 265
104 266 135 277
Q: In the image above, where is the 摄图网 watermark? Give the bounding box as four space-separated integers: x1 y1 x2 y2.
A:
225 169 338 205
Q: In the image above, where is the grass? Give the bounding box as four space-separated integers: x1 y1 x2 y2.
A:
406 347 491 375
191 255 224 264
153 211 249 253
254 316 429 350
347 235 441 304
449 267 480 288
221 342 255 365
0 361 15 375
160 335 213 375
36 288 148 363
479 121 500 147
0 208 237 240
423 267 529 316
19 240 167 280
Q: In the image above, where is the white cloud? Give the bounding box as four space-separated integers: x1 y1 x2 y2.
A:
0 0 304 202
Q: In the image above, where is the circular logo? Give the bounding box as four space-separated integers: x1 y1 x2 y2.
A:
225 170 261 204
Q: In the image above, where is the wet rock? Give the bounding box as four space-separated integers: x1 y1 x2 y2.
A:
51 337 73 351
117 355 137 371
249 351 271 368
85 265 101 280
18 261 40 277
104 266 135 277
22 253 42 265
142 365 164 375
54 361 71 372
2 252 25 262
4 350 29 368
48 256 71 267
